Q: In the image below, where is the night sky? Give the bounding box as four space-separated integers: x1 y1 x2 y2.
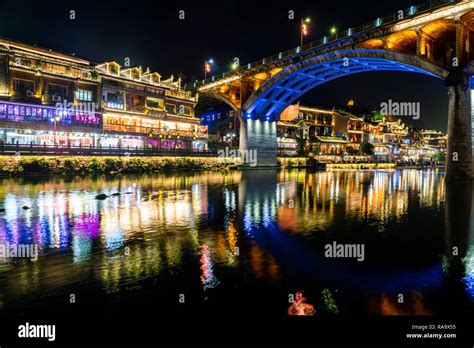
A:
0 0 448 131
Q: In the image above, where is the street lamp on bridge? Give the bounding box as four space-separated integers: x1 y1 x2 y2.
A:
300 17 311 47
204 58 214 80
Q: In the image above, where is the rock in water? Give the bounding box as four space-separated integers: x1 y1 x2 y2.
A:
95 194 108 200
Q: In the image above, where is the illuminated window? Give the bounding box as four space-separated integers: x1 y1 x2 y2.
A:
180 106 192 115
44 63 67 75
13 79 35 94
131 69 140 80
48 84 67 97
146 97 164 110
165 104 176 114
71 68 91 79
104 91 124 109
75 89 93 101
16 58 33 68
108 63 119 75
126 93 145 112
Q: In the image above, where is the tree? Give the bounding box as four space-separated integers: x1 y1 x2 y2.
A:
432 151 446 162
296 133 309 156
207 138 227 151
360 142 374 155
372 110 384 122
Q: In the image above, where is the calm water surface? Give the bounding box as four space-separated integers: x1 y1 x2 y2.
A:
0 169 473 321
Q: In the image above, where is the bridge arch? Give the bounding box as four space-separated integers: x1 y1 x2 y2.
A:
197 91 239 112
420 19 456 40
194 1 473 178
460 9 474 26
243 49 449 120
385 30 418 54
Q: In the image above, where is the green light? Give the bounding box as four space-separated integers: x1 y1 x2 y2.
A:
330 26 337 34
305 17 311 23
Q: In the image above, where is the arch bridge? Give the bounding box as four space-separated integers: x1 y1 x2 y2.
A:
192 0 474 181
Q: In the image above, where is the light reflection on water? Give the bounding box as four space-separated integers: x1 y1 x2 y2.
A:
0 169 471 317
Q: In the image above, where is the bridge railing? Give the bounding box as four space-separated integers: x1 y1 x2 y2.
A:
191 0 458 89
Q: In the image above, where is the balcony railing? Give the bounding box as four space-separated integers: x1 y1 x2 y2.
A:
103 124 207 138
165 89 196 101
0 101 102 129
12 59 95 81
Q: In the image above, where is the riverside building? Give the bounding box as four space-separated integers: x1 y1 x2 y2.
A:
0 38 207 150
0 39 100 146
96 62 206 150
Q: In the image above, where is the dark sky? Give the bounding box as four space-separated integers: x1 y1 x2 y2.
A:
0 0 448 131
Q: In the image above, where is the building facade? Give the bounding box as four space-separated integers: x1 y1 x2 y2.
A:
97 62 207 150
0 39 101 146
0 39 207 150
200 106 238 141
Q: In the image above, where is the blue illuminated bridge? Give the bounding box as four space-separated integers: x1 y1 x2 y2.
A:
190 0 474 181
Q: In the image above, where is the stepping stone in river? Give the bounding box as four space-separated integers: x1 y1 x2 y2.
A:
95 194 108 200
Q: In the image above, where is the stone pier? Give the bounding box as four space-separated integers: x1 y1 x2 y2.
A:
239 115 277 167
445 69 473 181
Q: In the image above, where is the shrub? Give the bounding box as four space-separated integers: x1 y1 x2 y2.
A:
360 142 374 156
20 157 50 174
0 155 285 177
104 158 123 173
88 157 106 173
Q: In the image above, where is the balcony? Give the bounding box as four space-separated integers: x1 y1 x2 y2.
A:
103 123 207 138
12 90 40 103
165 89 196 101
12 59 96 81
43 94 72 107
125 104 146 113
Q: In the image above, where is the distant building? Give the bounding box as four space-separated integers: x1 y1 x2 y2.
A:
278 104 349 156
276 120 299 156
295 105 348 157
198 100 447 162
297 105 334 137
312 136 348 157
346 115 366 150
200 107 238 141
415 129 447 149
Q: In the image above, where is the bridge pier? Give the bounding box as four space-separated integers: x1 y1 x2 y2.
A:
445 69 473 181
239 116 277 167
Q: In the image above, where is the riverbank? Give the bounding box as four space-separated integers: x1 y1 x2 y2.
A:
0 155 443 176
326 163 397 170
0 156 242 176
325 163 445 170
0 155 312 176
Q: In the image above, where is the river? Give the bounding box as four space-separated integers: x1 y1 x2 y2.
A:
0 168 472 342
